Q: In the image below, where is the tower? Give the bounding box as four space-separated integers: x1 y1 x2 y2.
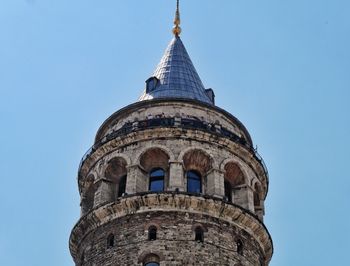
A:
70 1 273 265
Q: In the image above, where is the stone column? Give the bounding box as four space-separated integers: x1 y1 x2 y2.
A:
255 201 265 221
94 178 115 206
126 164 147 194
168 161 185 191
206 168 224 198
233 185 255 212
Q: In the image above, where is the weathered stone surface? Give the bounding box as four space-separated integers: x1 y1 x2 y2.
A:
71 99 273 266
70 194 272 266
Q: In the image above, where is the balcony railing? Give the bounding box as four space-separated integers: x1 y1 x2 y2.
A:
79 117 269 178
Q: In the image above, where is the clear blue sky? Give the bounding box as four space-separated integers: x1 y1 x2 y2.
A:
0 0 349 265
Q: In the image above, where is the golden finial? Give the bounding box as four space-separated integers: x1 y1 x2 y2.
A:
172 0 182 36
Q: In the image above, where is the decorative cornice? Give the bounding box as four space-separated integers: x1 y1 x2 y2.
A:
94 98 253 146
78 127 269 198
69 193 273 264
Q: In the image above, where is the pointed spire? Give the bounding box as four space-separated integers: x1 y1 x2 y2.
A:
172 0 182 36
139 37 213 105
138 1 214 105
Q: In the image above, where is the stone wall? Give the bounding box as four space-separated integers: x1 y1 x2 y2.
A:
79 135 266 218
70 194 273 266
95 100 252 146
78 210 265 266
71 99 272 266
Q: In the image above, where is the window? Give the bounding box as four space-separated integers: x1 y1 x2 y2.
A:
107 234 115 248
149 168 165 192
187 170 202 193
117 175 127 197
195 227 204 242
236 239 244 255
148 226 157 241
145 77 159 93
144 263 159 266
224 180 232 202
143 254 160 266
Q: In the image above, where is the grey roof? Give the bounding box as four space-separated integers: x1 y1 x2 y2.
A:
139 36 213 105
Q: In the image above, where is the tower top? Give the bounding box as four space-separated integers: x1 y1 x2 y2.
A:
172 0 182 36
139 0 214 105
139 37 213 105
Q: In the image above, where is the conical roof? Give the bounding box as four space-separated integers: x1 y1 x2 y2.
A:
139 36 213 105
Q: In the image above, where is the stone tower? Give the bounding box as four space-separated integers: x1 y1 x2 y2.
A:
69 2 273 265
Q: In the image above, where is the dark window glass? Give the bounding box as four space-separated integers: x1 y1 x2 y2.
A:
237 239 244 255
145 263 159 266
195 227 204 242
224 180 232 202
118 175 127 197
107 234 115 248
187 170 202 193
146 77 159 93
149 169 164 192
148 226 157 241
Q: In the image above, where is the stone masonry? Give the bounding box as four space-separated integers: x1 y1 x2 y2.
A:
69 99 273 266
70 5 273 264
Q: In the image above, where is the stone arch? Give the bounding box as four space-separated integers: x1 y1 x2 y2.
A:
224 162 246 187
138 252 164 264
181 149 213 176
192 224 207 243
139 147 170 172
105 157 128 181
221 160 250 207
138 147 171 192
108 152 131 165
143 222 161 231
179 147 216 171
136 145 175 166
191 223 208 232
103 157 128 200
180 149 213 194
219 158 249 184
144 222 161 242
93 153 131 179
147 225 158 241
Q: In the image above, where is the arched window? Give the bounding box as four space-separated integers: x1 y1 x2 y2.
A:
107 234 115 248
224 180 232 202
149 168 165 192
144 263 159 266
105 157 127 201
117 175 127 197
148 226 157 241
187 170 202 193
195 226 204 242
236 239 244 255
224 162 245 204
142 253 160 266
